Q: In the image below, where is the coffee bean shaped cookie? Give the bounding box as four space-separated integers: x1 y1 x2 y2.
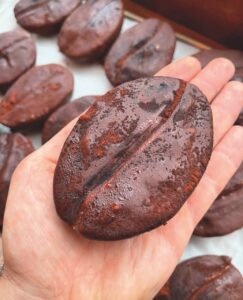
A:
154 255 243 300
42 95 97 143
14 0 81 35
54 77 213 240
0 29 36 92
105 18 176 86
194 162 243 237
0 132 34 226
0 64 74 129
58 0 124 61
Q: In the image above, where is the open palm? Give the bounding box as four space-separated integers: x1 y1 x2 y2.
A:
0 57 243 300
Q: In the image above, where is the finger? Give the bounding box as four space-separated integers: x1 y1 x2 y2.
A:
38 57 202 164
211 81 243 146
191 58 235 102
188 125 243 224
155 56 201 80
159 125 243 260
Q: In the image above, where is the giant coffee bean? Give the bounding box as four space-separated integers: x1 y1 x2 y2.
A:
0 29 36 92
54 77 213 240
194 162 243 237
105 18 176 86
58 0 124 61
42 95 97 143
0 132 34 226
194 49 243 125
154 255 243 300
14 0 81 35
0 64 74 130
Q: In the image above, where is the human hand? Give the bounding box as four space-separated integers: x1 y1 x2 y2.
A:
0 57 242 300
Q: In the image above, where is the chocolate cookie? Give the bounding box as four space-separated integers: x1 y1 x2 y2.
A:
194 162 243 237
0 64 74 130
14 0 81 35
0 29 36 92
105 18 176 86
0 132 34 226
42 95 97 143
58 0 124 61
154 255 243 300
53 77 213 240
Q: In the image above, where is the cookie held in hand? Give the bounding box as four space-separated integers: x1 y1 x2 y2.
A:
54 77 213 240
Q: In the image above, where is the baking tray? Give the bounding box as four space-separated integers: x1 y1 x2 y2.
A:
0 0 242 275
123 0 227 51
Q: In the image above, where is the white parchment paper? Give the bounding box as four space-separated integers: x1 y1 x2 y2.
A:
0 0 242 273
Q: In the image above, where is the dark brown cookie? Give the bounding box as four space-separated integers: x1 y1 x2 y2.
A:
0 132 34 226
42 95 97 143
53 77 213 240
194 49 243 126
0 64 74 130
194 162 243 237
105 18 176 86
154 255 243 300
14 0 81 35
0 29 36 92
58 0 124 62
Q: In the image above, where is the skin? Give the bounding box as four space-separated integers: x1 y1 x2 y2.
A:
0 57 242 300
